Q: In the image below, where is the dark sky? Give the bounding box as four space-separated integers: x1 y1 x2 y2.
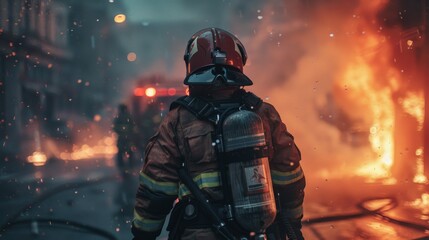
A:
122 0 202 22
122 0 249 24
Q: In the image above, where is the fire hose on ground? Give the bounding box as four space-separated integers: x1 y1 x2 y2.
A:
3 175 429 240
0 175 119 240
302 196 429 239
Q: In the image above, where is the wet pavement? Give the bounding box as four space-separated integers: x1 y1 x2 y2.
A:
302 175 429 240
0 158 141 240
0 157 429 240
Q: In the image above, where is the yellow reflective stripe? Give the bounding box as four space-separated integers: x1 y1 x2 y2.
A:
283 205 303 219
133 210 165 232
139 172 178 195
271 166 304 185
178 171 221 198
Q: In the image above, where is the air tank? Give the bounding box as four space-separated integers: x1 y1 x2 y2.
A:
222 110 276 233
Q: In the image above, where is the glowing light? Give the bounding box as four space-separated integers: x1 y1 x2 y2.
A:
407 193 429 215
367 222 397 237
114 14 126 23
400 91 425 130
93 114 101 122
414 148 427 184
342 59 395 180
145 87 156 97
407 40 413 47
59 137 117 161
127 52 137 62
167 88 176 96
27 151 48 167
134 87 145 97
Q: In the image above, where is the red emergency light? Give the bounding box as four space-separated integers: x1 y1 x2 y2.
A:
134 87 145 97
134 86 189 97
145 87 157 97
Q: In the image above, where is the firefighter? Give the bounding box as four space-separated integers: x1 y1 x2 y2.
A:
113 104 136 169
132 28 306 240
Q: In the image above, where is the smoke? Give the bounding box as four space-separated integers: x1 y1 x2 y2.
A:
117 0 414 180
242 0 396 179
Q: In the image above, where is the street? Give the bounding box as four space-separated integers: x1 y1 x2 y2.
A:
0 158 140 240
1 157 429 240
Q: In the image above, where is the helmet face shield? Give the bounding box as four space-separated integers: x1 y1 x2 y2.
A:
184 66 253 86
183 28 251 86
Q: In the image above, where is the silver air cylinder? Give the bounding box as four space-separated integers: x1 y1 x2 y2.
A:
222 110 276 233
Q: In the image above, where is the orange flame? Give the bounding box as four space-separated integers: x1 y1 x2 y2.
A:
59 136 117 161
399 92 425 131
338 56 396 180
413 148 427 184
338 63 396 180
331 0 402 181
27 151 48 167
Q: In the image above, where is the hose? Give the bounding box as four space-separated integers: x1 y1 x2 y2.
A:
4 218 117 240
357 197 429 232
0 175 118 240
302 196 429 239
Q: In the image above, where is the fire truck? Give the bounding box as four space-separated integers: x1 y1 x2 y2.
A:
129 75 188 149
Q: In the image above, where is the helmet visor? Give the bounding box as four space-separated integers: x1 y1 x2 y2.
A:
184 66 253 86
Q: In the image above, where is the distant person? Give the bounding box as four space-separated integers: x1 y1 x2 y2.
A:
132 28 305 240
113 104 136 169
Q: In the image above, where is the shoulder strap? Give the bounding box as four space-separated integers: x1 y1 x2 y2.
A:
170 96 219 123
241 91 263 110
169 91 263 123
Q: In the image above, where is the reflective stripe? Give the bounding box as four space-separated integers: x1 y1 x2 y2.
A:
179 171 221 198
283 205 303 219
139 172 178 195
271 166 304 185
133 210 165 232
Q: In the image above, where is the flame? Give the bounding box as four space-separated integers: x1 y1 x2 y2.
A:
407 193 429 216
413 148 427 184
398 92 426 183
339 57 395 180
331 0 403 181
27 151 48 167
399 92 425 131
59 136 117 161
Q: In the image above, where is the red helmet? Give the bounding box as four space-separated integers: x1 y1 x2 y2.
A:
183 28 253 86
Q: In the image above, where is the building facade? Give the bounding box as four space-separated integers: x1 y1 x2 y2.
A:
0 0 126 163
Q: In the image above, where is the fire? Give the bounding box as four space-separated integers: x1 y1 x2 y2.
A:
59 136 117 161
413 148 427 184
330 0 406 181
338 57 395 180
399 92 425 131
407 193 429 215
398 92 426 183
27 151 48 167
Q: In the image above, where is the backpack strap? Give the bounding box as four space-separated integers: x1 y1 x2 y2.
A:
241 91 263 110
170 96 219 123
170 90 263 123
